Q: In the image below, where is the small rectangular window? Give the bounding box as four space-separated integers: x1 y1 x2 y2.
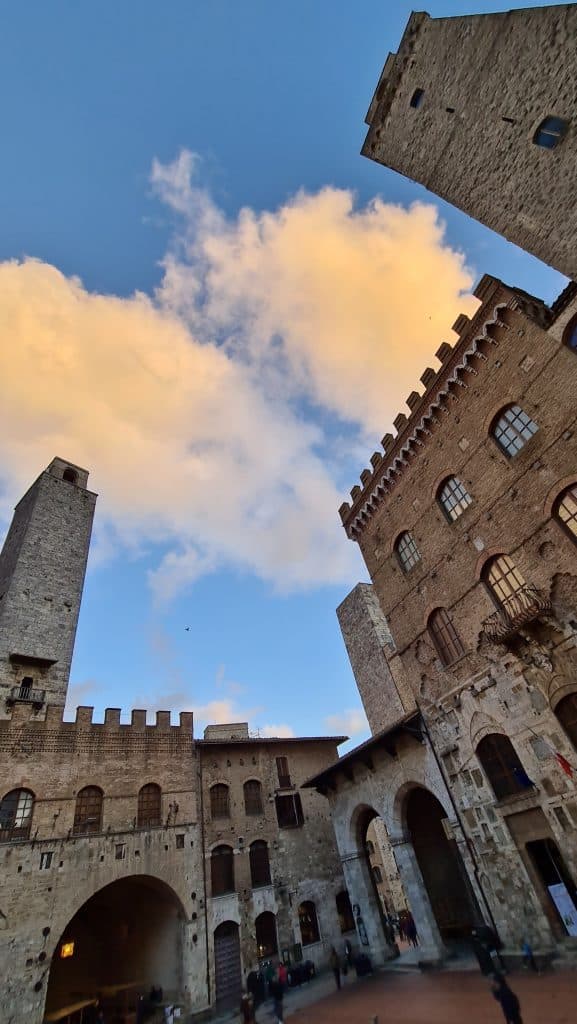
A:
115 844 126 860
275 794 304 829
40 851 53 870
276 757 292 789
176 834 185 849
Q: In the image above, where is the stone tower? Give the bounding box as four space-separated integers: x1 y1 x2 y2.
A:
0 458 96 716
337 583 415 735
362 4 577 278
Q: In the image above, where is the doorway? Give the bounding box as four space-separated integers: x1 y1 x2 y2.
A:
45 875 185 1021
214 921 241 1010
406 786 481 941
526 838 577 937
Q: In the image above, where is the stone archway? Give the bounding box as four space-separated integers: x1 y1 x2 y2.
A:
405 787 481 942
45 875 186 1021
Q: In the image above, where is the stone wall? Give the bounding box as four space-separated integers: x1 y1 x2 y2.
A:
199 734 355 991
338 274 577 960
0 458 96 713
0 704 208 1023
362 5 577 278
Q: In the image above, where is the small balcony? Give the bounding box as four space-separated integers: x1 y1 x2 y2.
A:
6 684 46 709
481 584 551 645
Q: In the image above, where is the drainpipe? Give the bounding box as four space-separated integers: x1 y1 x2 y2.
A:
416 703 500 939
198 748 211 1006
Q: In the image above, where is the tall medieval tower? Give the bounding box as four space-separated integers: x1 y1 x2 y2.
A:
0 457 96 716
362 4 577 279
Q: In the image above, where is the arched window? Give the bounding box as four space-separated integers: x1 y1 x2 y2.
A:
62 467 78 483
563 315 577 353
210 784 230 819
476 734 529 799
533 116 569 149
137 783 162 827
395 531 421 573
428 608 465 666
243 779 263 816
491 404 538 457
438 476 472 522
73 786 103 835
0 788 34 842
298 901 320 946
249 840 271 888
554 485 577 543
483 555 527 614
211 845 235 896
373 865 383 883
335 890 355 933
255 911 278 958
554 694 577 751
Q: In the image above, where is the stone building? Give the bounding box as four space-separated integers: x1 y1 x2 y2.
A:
307 273 577 967
361 4 577 279
0 461 353 1024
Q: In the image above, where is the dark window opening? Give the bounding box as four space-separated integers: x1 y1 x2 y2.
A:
210 783 230 819
533 116 569 149
410 88 424 109
250 840 272 888
137 783 162 827
62 467 78 484
446 106 455 113
373 865 383 883
275 793 304 829
502 116 516 124
40 851 53 869
335 890 355 933
554 693 577 751
255 911 278 958
243 779 264 815
72 786 103 835
276 757 292 789
211 844 235 896
476 734 530 800
176 834 185 849
563 315 577 352
526 838 577 935
428 608 465 666
298 901 320 945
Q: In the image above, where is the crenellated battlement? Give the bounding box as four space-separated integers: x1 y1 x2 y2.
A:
339 274 557 539
0 702 194 752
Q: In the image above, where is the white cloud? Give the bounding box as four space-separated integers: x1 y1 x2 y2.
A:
0 150 477 601
324 707 369 737
258 724 296 738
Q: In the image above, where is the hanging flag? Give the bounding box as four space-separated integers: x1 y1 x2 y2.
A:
513 766 535 788
555 752 574 778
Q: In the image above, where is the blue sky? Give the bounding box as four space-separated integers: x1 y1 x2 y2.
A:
0 0 565 745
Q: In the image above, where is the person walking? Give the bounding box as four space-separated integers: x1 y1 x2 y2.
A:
329 946 341 990
490 973 523 1024
239 991 255 1023
269 968 285 1024
405 911 419 948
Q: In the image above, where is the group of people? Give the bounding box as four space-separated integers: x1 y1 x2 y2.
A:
387 908 419 948
242 960 288 1023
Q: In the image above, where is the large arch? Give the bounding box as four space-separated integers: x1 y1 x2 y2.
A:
405 786 482 942
44 875 187 1021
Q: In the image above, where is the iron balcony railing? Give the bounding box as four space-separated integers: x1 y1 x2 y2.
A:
481 584 551 645
6 685 46 707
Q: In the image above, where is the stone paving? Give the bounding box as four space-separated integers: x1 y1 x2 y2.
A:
286 969 576 1024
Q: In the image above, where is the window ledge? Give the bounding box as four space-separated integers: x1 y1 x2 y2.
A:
211 891 238 900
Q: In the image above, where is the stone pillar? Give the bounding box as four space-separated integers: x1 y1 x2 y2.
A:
389 832 446 961
341 851 393 966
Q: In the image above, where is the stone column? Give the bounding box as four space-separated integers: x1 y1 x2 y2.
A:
389 832 446 961
340 851 393 966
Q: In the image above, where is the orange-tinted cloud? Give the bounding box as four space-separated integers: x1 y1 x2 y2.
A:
0 152 478 599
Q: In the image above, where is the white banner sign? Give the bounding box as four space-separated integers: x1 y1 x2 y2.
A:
548 882 577 937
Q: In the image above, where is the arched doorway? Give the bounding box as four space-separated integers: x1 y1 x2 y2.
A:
214 921 241 1010
405 787 481 941
356 807 404 945
45 875 186 1021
